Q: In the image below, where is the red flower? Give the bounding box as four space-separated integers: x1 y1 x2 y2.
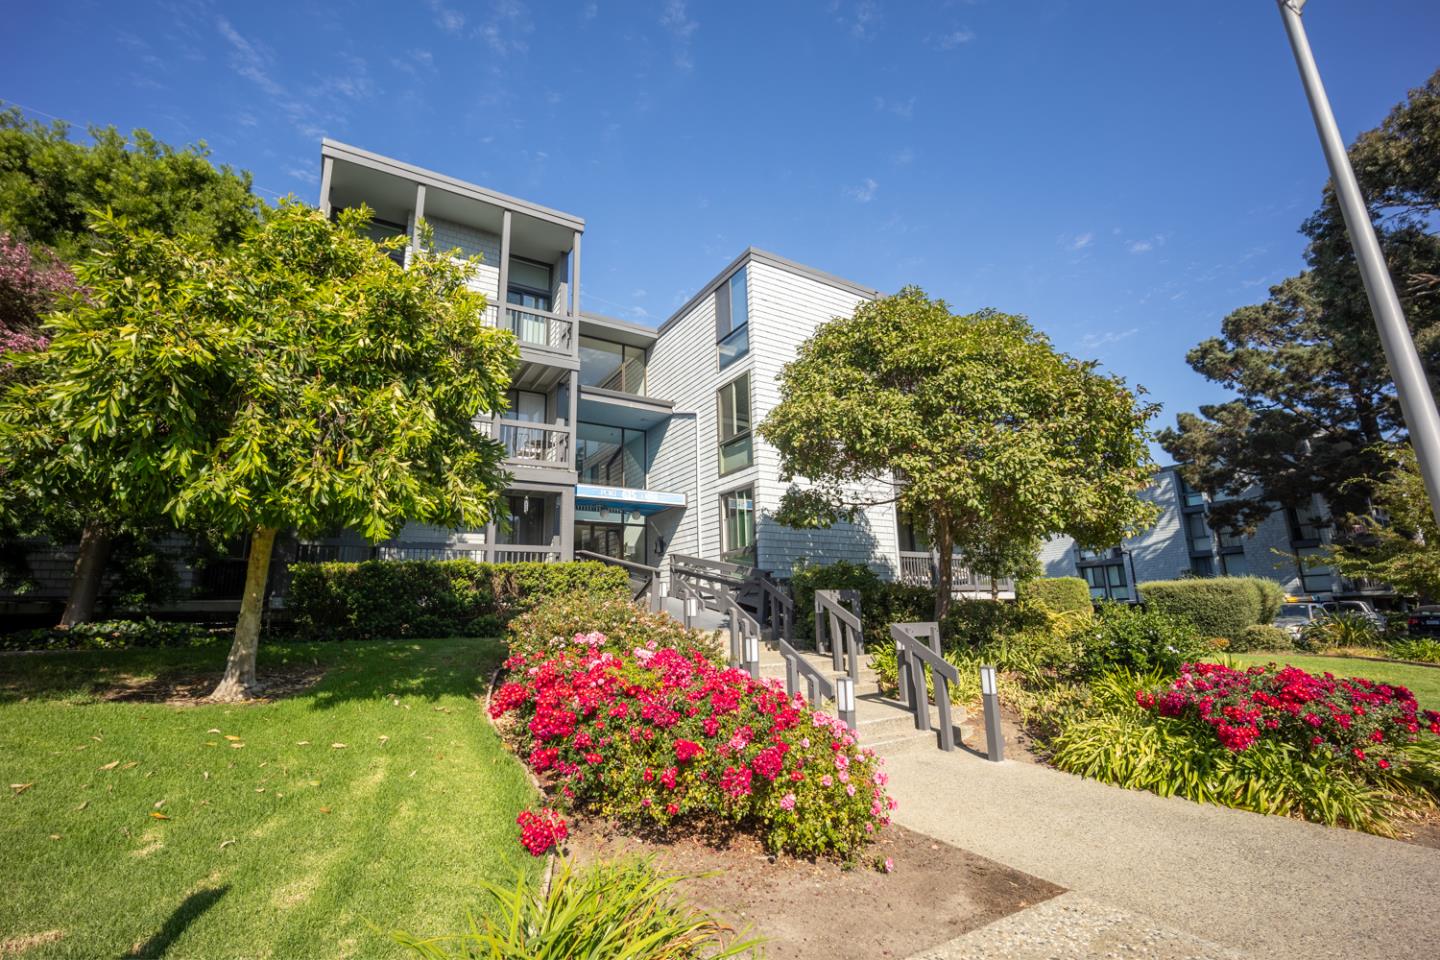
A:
674 739 704 762
516 808 568 856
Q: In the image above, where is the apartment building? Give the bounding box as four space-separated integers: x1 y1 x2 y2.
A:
308 140 1011 595
1038 465 1390 603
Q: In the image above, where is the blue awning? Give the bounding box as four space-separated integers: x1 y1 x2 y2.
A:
575 484 686 516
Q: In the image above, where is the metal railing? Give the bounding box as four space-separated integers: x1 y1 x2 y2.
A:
815 589 864 683
756 576 794 643
777 635 838 707
723 592 763 675
492 303 574 353
575 549 661 611
897 551 1015 595
492 421 571 466
890 621 959 752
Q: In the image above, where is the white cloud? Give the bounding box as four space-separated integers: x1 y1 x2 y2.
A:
845 177 879 203
1069 232 1095 251
583 2 599 20
929 28 975 50
661 0 699 70
1079 327 1140 350
424 0 465 34
892 146 914 166
835 1 883 40
1128 240 1153 254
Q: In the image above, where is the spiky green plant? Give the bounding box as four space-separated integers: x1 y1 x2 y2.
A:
387 858 762 959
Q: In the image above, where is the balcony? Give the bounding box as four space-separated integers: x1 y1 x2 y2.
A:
490 303 575 360
898 551 1016 597
477 419 573 470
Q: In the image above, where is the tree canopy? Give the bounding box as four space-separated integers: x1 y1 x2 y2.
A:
1322 445 1440 601
759 287 1159 618
0 203 517 696
1160 69 1440 531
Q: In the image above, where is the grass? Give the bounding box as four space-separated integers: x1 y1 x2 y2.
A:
1221 651 1440 710
0 637 537 959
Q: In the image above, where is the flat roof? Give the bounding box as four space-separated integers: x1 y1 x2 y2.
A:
656 247 882 338
321 139 585 231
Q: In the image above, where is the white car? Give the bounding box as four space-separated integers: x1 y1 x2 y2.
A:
1274 602 1327 639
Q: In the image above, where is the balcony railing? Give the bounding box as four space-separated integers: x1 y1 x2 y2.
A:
897 551 1015 595
474 419 572 467
488 303 574 354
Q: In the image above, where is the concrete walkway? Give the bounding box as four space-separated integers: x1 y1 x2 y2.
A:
882 746 1440 960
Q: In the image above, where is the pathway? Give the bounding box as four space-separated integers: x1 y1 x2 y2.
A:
880 736 1440 960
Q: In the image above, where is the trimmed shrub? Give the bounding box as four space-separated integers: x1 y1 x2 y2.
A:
788 559 932 649
506 591 722 664
287 559 627 641
1232 623 1294 653
1139 577 1272 640
1078 602 1209 677
1 618 215 652
492 638 894 859
941 598 1049 650
1016 577 1092 615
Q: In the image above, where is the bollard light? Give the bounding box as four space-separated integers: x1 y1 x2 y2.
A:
979 663 1003 763
744 634 759 664
836 675 857 733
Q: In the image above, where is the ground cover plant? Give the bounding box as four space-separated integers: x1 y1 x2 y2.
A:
0 637 536 959
1049 663 1440 836
493 595 895 860
389 857 760 959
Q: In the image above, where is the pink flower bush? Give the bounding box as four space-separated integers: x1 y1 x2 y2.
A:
491 636 894 859
1136 662 1440 777
0 233 74 357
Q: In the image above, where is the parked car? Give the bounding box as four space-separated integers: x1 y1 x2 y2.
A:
1275 601 1327 639
1406 605 1440 638
1321 599 1385 630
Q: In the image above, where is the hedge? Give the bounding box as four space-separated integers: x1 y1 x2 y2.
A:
1139 576 1282 640
286 559 628 641
788 559 933 649
1016 577 1092 614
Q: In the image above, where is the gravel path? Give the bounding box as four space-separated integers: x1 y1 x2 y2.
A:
883 747 1439 960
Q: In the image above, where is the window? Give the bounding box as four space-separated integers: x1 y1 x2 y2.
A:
717 373 753 475
721 486 756 565
1190 555 1215 577
497 493 548 545
716 268 749 370
505 389 547 423
359 215 407 267
1178 475 1206 509
1287 507 1328 545
577 422 646 488
1081 561 1131 602
579 336 647 395
897 508 932 553
506 258 553 310
1185 512 1213 554
1219 552 1250 577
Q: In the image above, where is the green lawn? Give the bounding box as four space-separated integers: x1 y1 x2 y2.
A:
1222 651 1440 709
0 637 537 959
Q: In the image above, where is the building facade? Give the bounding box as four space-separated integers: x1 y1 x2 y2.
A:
308 140 1008 594
1038 465 1388 603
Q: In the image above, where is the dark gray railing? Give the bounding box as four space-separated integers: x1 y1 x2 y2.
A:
890 621 959 752
897 551 1016 595
723 592 762 675
756 576 794 644
575 550 661 612
815 589 864 683
670 553 751 590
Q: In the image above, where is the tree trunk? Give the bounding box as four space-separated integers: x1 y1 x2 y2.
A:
211 526 278 702
934 515 954 623
58 522 112 629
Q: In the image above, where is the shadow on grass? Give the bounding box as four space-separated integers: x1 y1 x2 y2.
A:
0 637 507 709
122 885 229 959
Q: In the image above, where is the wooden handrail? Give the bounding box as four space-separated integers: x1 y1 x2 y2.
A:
777 637 836 704
890 621 958 751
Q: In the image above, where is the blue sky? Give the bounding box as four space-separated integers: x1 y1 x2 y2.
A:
4 1 1438 451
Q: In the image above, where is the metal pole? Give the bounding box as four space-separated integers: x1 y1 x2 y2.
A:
980 665 1004 762
1275 0 1440 527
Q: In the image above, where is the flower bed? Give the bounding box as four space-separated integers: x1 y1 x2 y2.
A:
1136 662 1440 778
491 632 894 860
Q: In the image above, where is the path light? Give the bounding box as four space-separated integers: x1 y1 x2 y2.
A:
744 633 760 680
684 596 699 628
980 665 1004 763
836 675 857 733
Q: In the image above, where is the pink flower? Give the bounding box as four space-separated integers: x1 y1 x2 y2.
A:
779 792 796 811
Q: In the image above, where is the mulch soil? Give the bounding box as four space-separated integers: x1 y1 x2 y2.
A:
567 817 1063 960
94 666 327 705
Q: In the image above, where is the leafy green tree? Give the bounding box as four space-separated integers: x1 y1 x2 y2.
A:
0 203 517 699
1161 70 1440 532
1323 445 1440 601
0 108 258 626
759 288 1159 620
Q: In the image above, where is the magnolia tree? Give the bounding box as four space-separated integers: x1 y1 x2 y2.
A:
0 203 517 699
759 288 1159 620
0 110 258 626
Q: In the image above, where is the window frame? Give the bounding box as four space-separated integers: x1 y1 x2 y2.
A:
716 371 754 477
715 267 750 370
719 484 757 566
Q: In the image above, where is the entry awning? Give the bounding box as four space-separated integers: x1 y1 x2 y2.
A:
575 484 686 516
